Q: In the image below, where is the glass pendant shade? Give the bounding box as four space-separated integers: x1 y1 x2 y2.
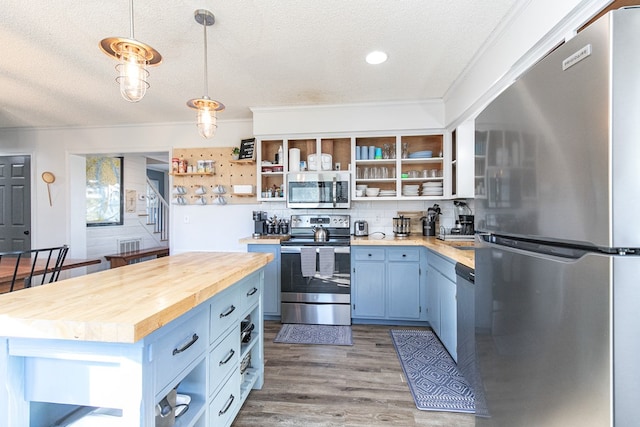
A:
197 108 217 139
99 0 161 102
187 9 224 139
115 45 150 102
188 97 224 139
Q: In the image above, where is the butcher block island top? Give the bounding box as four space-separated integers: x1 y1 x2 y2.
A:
0 251 273 343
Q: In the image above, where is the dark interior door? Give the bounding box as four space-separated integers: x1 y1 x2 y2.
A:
0 156 31 251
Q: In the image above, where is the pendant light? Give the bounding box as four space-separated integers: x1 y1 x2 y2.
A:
187 9 225 139
99 0 162 102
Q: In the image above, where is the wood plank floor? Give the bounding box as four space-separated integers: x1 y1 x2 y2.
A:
233 321 474 427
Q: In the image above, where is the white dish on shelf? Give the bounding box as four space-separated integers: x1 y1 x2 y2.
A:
365 187 380 197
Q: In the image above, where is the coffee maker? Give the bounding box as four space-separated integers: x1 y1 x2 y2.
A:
252 211 267 237
453 201 474 235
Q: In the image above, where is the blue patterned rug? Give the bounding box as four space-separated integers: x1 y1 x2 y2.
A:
274 324 353 346
390 329 475 413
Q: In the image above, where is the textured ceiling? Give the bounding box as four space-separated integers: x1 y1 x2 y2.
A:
1 0 517 129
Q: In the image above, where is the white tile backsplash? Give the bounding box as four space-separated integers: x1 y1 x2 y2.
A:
252 198 475 237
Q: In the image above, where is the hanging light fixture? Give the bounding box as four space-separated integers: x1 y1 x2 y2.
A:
187 9 225 139
99 0 162 102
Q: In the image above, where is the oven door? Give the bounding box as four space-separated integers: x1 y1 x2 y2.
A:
280 245 351 325
286 172 350 209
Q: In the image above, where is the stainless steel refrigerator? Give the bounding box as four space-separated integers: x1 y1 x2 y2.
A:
473 7 640 426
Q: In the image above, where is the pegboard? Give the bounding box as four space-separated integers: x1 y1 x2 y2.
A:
171 147 256 205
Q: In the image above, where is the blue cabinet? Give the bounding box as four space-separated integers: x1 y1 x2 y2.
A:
352 248 386 318
427 251 458 360
387 248 422 320
352 246 425 322
248 244 280 316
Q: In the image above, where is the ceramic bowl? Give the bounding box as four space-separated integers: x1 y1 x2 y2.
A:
365 187 380 197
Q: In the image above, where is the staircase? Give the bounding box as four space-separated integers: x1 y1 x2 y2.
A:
140 178 169 244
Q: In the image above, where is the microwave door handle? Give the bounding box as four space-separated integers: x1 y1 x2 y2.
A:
332 176 337 208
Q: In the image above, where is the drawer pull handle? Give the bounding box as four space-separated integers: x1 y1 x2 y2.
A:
246 287 258 297
402 254 406 257
172 333 199 356
220 305 236 318
218 394 235 416
219 349 235 366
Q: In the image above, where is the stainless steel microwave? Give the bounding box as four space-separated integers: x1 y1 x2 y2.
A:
286 171 350 209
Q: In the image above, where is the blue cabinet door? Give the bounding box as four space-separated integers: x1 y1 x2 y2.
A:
426 268 441 336
351 248 385 318
439 274 457 361
387 248 421 320
387 262 421 319
248 244 280 316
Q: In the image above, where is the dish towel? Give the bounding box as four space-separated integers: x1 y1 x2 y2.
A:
318 247 335 277
300 247 317 277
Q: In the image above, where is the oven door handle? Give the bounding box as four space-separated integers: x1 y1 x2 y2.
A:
280 246 350 254
332 176 337 208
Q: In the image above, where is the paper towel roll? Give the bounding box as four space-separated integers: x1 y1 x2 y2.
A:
289 148 301 171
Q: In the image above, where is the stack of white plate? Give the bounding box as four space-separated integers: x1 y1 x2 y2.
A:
422 181 443 196
379 189 397 197
402 184 420 196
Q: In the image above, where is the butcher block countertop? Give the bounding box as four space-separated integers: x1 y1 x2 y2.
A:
0 252 273 344
351 235 474 269
241 234 474 269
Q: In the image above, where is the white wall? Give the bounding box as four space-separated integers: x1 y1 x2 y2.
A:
251 100 445 136
0 119 254 258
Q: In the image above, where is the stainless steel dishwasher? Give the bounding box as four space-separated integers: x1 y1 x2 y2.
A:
455 262 475 387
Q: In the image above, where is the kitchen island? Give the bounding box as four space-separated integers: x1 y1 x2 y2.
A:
0 251 273 427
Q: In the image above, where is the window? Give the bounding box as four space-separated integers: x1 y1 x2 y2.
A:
86 156 124 226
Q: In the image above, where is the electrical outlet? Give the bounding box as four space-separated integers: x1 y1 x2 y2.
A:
183 215 190 224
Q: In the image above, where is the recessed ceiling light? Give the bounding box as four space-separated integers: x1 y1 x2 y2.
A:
366 51 388 65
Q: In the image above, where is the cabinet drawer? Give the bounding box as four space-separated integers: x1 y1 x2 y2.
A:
154 308 208 392
353 248 385 261
387 247 420 262
209 327 240 397
239 271 261 314
209 371 241 427
210 287 241 345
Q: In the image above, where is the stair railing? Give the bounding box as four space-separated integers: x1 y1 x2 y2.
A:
146 178 169 242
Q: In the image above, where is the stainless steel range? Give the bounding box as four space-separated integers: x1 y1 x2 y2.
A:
280 214 351 325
